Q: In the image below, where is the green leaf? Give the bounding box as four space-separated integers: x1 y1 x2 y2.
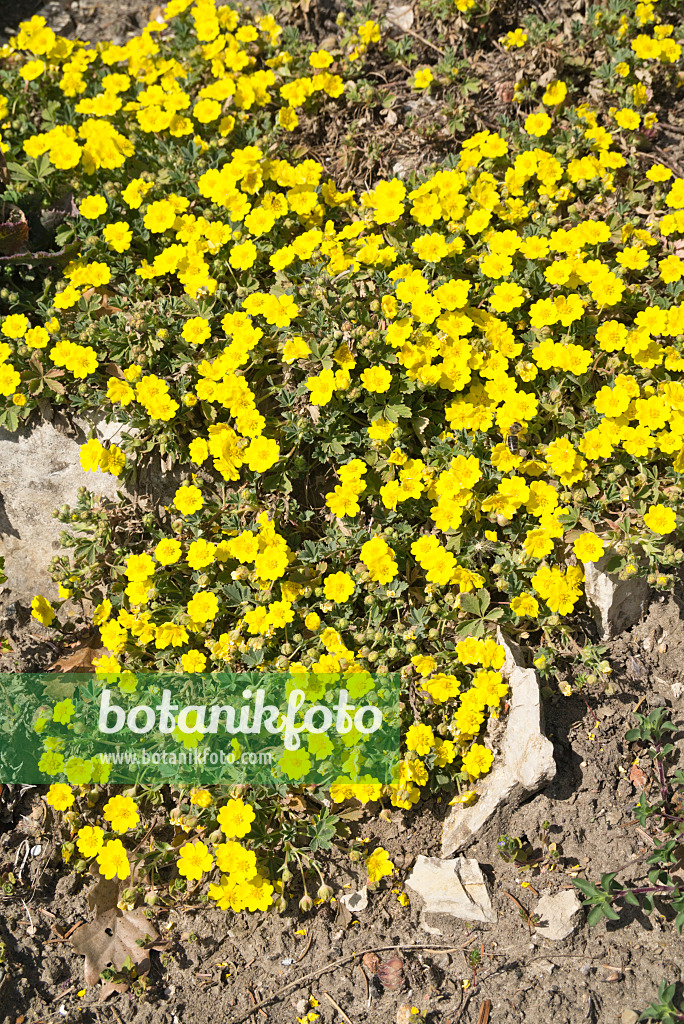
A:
384 403 411 422
459 593 480 615
586 904 607 927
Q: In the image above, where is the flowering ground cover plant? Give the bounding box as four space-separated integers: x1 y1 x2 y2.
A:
0 0 682 980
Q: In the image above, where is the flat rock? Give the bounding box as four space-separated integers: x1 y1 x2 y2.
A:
442 630 556 856
405 855 496 925
0 419 122 606
583 554 649 639
533 890 583 941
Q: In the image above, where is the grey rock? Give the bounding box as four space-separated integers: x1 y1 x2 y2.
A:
583 555 649 639
527 958 556 978
0 419 123 606
533 890 583 940
405 854 496 925
621 1012 639 1024
442 630 556 856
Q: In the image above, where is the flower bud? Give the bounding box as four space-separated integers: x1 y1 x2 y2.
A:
299 894 314 913
317 884 334 902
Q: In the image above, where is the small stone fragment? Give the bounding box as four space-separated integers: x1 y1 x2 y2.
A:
621 1011 639 1024
583 555 649 639
533 890 583 941
405 855 496 925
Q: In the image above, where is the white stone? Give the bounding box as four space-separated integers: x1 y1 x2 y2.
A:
405 855 496 926
441 630 556 857
340 887 368 913
583 555 649 639
533 890 583 941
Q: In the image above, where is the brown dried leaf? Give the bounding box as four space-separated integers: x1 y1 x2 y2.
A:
0 205 28 256
80 287 122 319
41 679 76 700
72 867 161 990
49 638 106 674
334 901 353 928
88 866 120 917
99 980 130 1002
629 765 648 789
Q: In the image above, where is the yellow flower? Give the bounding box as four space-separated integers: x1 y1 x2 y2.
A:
217 797 255 839
46 783 74 811
31 594 55 626
174 484 203 515
572 533 605 563
524 111 552 136
78 194 107 218
461 743 494 778
96 839 130 881
644 504 676 534
413 68 433 89
103 794 140 833
77 825 105 858
365 847 394 882
177 840 214 880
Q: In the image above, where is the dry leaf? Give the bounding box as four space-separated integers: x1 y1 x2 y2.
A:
99 980 130 1002
283 793 308 813
334 901 353 928
0 204 28 255
386 4 414 31
41 679 76 699
629 765 648 788
72 870 162 987
80 287 123 319
49 638 106 674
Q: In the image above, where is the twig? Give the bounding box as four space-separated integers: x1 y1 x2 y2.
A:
355 962 369 1005
634 825 657 848
323 990 354 1024
228 944 470 1023
391 22 445 57
248 986 268 1020
453 990 473 1023
52 985 75 1003
477 1000 492 1024
296 930 314 963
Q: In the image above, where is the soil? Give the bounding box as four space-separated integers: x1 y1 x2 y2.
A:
2 604 683 1024
0 1 684 1023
